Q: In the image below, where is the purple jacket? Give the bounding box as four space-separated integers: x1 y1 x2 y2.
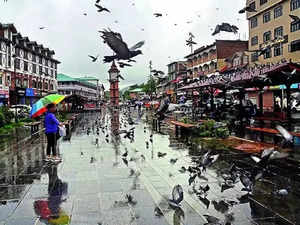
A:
44 112 59 134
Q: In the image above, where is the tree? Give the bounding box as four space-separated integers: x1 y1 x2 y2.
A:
143 77 156 95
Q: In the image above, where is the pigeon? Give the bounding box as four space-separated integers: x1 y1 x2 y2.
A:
276 125 294 147
157 152 167 158
201 151 219 171
170 158 178 164
212 23 239 36
196 184 210 197
203 214 220 224
178 166 187 173
188 174 197 186
289 14 300 22
141 154 146 161
122 158 128 166
154 13 163 17
239 6 257 13
88 55 99 62
154 207 163 217
240 173 253 192
281 69 297 81
168 185 184 208
122 148 128 157
118 62 132 68
95 4 110 13
125 194 137 205
39 27 46 30
83 13 87 16
96 0 101 3
272 188 289 197
251 148 289 167
101 29 144 63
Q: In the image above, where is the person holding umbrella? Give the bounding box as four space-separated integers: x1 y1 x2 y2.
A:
30 94 66 162
45 103 63 162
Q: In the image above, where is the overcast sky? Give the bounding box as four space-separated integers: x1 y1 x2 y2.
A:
0 0 248 89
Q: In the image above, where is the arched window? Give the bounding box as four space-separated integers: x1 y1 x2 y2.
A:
32 80 37 88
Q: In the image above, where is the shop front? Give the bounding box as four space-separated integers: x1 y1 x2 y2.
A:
16 87 26 105
25 88 35 106
0 88 9 106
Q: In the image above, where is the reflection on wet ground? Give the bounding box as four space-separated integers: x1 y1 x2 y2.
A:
0 109 299 225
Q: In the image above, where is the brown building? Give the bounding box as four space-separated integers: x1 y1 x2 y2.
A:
185 40 248 79
247 0 300 66
0 23 60 106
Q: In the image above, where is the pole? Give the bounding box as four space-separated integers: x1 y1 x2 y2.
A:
13 55 18 123
286 84 291 129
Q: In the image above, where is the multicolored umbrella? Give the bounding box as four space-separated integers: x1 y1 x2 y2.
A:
30 94 65 118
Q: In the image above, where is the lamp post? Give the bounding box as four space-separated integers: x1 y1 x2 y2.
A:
12 54 18 122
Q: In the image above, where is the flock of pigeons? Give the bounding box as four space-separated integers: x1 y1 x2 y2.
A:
74 104 297 225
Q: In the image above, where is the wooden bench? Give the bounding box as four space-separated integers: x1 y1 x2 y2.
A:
170 121 196 137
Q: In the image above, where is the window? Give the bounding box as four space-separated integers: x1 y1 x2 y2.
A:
263 31 271 42
23 79 28 88
24 51 28 59
250 17 258 28
251 36 258 46
291 0 300 11
32 54 36 62
8 56 11 67
274 26 283 38
15 48 20 57
274 6 282 18
290 39 300 52
39 66 42 75
0 52 2 65
264 48 271 59
249 2 256 10
24 61 28 71
274 45 283 56
44 83 48 90
263 11 271 23
39 56 42 64
32 64 36 73
32 80 36 88
15 58 20 69
260 0 267 5
251 53 258 62
45 68 48 75
291 20 300 32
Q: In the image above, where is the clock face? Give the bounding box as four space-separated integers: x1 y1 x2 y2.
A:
111 72 118 80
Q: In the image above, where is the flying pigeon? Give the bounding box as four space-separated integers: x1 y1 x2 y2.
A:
88 55 99 62
83 13 87 16
212 23 239 36
289 14 300 22
168 185 184 208
95 4 110 13
101 29 144 63
281 69 297 81
39 27 46 30
118 62 132 68
276 125 294 147
239 6 257 13
154 13 163 17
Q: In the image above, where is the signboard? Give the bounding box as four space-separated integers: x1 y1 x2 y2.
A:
26 88 35 97
16 88 26 97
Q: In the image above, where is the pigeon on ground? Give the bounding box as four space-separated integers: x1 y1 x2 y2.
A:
157 152 167 158
168 185 184 208
240 173 253 192
170 158 178 164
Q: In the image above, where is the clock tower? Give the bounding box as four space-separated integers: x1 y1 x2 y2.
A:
108 61 120 134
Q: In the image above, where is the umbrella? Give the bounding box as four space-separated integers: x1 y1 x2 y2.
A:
30 94 65 118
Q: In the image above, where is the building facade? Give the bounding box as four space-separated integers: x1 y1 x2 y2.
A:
57 74 101 107
166 61 187 96
0 23 60 106
247 0 300 66
185 40 248 79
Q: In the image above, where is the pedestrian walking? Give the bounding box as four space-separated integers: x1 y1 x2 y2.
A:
44 104 63 162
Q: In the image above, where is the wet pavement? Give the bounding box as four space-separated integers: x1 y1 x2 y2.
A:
0 109 300 225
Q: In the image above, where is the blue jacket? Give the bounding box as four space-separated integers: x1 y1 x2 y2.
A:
44 112 59 134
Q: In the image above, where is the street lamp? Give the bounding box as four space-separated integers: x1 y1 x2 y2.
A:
12 53 18 123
